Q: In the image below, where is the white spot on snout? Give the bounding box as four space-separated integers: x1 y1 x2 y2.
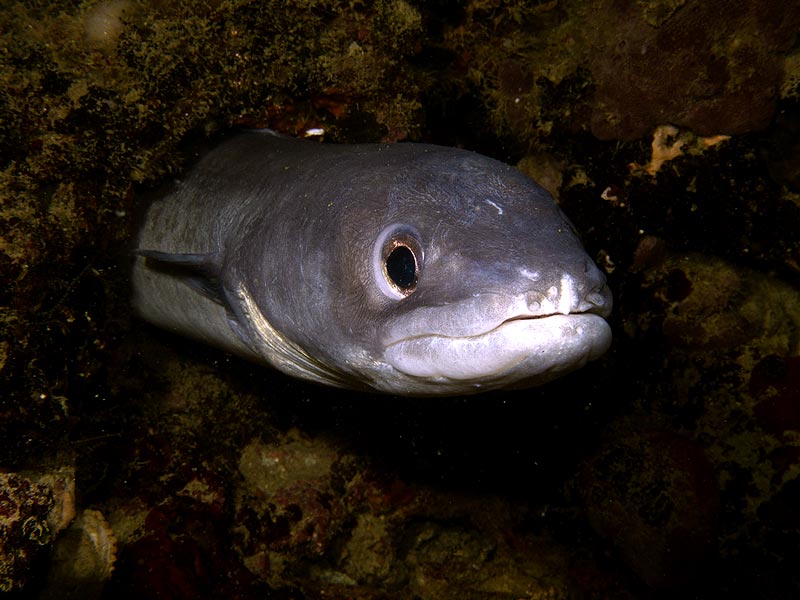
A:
558 274 577 315
520 268 540 282
484 199 504 215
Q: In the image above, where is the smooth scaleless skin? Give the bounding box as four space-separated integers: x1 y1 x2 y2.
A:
132 130 612 396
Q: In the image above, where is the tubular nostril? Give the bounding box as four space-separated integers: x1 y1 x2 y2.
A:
581 286 613 317
586 291 607 308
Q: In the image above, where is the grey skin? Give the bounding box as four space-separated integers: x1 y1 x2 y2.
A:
132 130 612 396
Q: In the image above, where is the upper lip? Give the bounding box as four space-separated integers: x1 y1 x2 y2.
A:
382 284 611 347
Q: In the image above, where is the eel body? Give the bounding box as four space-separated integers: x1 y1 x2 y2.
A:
132 130 612 396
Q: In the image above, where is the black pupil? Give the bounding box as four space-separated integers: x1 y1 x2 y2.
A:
386 245 417 289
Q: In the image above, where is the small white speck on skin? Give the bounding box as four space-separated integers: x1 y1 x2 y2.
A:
519 268 540 281
484 199 504 215
558 274 576 314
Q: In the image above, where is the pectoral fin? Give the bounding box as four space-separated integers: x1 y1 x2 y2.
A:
136 250 224 306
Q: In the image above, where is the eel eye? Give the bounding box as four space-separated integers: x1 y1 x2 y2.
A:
374 225 423 299
384 241 418 293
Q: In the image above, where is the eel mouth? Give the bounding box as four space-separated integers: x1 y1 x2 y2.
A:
383 312 612 383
